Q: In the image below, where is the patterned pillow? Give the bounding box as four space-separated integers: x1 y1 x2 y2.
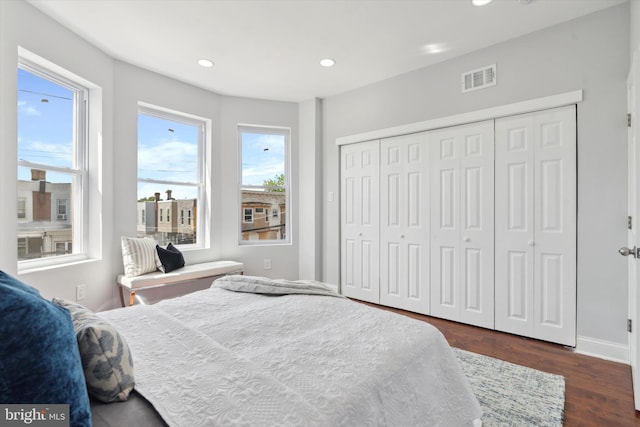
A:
52 298 135 403
156 243 185 273
121 236 163 276
0 271 91 426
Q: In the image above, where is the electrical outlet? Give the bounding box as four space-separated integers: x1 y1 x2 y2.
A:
76 284 86 301
264 259 272 270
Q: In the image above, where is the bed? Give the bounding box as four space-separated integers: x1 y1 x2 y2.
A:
88 275 482 426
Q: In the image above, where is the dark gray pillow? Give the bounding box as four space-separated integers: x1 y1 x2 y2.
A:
156 243 185 273
52 298 135 403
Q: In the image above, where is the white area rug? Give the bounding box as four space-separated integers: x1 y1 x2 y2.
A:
454 348 565 426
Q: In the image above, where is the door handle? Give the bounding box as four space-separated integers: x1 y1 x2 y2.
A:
619 246 638 258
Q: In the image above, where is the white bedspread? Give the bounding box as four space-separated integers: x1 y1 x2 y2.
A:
99 283 482 426
214 275 345 298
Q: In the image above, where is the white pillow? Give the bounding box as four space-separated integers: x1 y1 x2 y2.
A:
121 236 163 277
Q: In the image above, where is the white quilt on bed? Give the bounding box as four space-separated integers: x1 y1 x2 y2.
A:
99 280 482 426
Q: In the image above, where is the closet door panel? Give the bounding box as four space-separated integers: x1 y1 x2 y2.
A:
533 107 577 346
340 141 380 303
460 127 494 328
431 120 494 327
495 106 576 346
496 115 535 336
380 133 430 314
430 132 460 321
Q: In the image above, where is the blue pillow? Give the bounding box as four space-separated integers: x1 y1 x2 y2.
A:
156 243 185 273
0 271 92 426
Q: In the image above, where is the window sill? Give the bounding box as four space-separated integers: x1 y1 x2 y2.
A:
18 255 99 275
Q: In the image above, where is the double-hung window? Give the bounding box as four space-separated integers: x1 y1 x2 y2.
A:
238 125 290 244
17 57 88 264
137 103 207 248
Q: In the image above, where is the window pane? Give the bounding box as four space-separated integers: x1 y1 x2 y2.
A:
17 166 75 260
239 126 289 243
17 63 83 264
137 184 198 246
241 133 285 187
240 190 287 240
137 111 201 247
17 68 74 168
138 114 198 183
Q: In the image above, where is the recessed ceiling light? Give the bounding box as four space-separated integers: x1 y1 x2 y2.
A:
320 58 336 67
422 43 448 55
197 59 214 68
472 0 493 5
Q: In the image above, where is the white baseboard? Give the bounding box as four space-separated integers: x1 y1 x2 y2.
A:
575 335 629 364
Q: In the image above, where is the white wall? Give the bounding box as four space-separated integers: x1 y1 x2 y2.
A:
0 0 115 311
218 95 299 278
321 4 630 353
1 0 300 310
631 0 640 57
114 62 299 289
298 98 323 280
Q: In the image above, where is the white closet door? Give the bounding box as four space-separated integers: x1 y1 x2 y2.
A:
495 105 576 346
430 120 494 328
379 133 430 314
340 141 380 303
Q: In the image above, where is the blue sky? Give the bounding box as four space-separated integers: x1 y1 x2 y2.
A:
18 68 285 201
241 132 286 187
17 68 73 183
137 114 199 200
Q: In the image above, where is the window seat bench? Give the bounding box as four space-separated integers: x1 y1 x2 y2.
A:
117 260 244 306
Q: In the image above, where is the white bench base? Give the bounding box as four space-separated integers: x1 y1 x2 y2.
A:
117 260 244 306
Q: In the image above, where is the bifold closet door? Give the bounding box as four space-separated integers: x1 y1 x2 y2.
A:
379 133 430 314
495 105 576 346
430 120 495 328
340 141 380 303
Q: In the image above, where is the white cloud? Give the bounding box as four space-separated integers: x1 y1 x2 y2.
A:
17 100 41 117
18 139 72 166
138 139 198 183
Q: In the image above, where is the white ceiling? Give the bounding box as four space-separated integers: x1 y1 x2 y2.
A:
28 0 627 103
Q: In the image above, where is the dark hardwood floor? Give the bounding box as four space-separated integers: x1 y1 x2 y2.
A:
360 301 640 426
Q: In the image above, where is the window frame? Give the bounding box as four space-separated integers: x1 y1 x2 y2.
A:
17 55 90 270
237 124 291 245
137 103 208 250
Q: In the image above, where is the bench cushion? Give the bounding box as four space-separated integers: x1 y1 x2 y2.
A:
117 260 243 290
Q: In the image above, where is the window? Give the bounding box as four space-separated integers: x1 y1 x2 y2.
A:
56 199 68 220
17 58 88 263
244 208 253 223
17 238 27 257
239 125 290 243
137 104 207 247
17 198 26 219
55 241 72 255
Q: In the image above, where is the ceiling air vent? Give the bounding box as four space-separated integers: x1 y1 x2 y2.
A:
461 64 496 93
